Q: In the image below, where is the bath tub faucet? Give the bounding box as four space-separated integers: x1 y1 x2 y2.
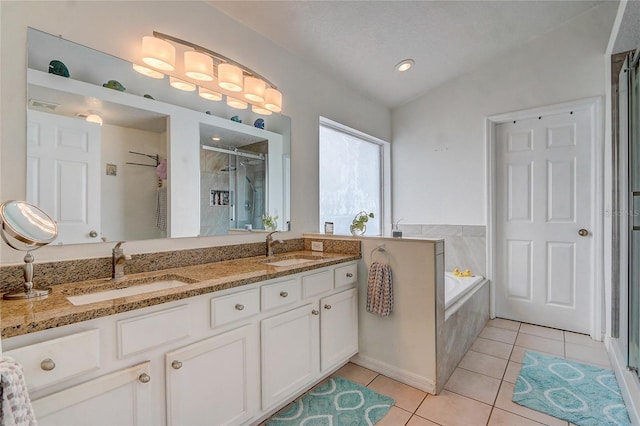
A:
266 231 283 257
112 241 132 281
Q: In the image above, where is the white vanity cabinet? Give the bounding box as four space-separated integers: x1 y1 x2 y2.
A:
2 260 359 426
165 324 259 426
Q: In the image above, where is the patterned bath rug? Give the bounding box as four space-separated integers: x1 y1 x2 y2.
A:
512 350 630 426
267 376 394 426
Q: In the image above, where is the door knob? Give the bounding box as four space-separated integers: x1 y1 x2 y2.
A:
40 358 56 371
578 229 589 237
311 309 319 315
138 373 151 383
89 230 98 238
171 360 183 370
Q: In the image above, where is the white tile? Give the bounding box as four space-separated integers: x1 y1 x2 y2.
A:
565 342 611 369
444 367 501 405
489 318 521 331
515 333 564 356
471 337 514 359
480 326 518 344
519 323 564 341
416 390 492 426
494 382 568 426
458 350 508 379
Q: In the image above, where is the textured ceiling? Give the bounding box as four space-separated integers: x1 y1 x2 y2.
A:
211 1 602 108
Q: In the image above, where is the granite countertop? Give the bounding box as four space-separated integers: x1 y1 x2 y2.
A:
1 251 359 339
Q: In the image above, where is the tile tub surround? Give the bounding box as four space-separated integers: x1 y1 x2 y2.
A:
398 224 486 277
0 237 357 294
0 249 360 338
436 280 490 393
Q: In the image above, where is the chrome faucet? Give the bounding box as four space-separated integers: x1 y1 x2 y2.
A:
266 231 283 257
112 241 132 281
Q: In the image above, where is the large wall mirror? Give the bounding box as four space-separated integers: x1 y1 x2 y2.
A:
26 28 291 245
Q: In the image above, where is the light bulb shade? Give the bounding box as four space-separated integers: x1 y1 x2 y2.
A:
199 87 222 101
243 76 266 102
264 87 282 112
141 36 175 71
252 105 272 116
86 114 103 126
170 76 196 91
184 51 214 81
227 96 248 109
132 63 165 79
218 63 243 92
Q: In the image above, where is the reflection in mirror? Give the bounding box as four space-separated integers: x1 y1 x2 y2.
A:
25 28 291 245
0 201 57 299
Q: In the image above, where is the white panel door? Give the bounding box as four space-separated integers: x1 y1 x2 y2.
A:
495 108 593 333
27 109 101 244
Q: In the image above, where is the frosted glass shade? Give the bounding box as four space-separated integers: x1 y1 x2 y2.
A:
227 96 248 109
252 105 272 116
184 51 214 81
170 77 196 91
244 76 266 102
218 63 243 92
199 87 222 101
132 64 164 79
265 87 282 112
86 114 103 126
141 36 175 71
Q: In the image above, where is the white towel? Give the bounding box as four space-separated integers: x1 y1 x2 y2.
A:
367 262 393 316
0 357 36 426
156 187 167 232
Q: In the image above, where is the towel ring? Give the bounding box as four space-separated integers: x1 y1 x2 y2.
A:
370 245 387 262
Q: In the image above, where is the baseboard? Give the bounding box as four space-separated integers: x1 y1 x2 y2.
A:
606 336 640 424
350 354 436 394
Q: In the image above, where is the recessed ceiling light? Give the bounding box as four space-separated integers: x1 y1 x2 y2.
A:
211 137 221 141
395 59 414 72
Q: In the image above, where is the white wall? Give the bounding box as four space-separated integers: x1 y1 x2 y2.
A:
391 2 618 225
0 1 390 263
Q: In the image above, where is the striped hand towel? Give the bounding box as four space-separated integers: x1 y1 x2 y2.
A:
156 187 167 232
0 357 36 426
367 262 393 316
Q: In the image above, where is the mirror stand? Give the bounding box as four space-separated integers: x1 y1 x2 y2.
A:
2 252 52 300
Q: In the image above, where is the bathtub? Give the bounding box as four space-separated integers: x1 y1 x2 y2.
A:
444 272 485 311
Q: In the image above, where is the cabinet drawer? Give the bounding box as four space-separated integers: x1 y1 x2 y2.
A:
211 289 260 328
302 269 333 298
117 305 190 358
261 278 301 311
5 329 100 392
334 263 357 288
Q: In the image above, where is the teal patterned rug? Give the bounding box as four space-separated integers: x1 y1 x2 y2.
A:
267 376 394 426
513 351 630 426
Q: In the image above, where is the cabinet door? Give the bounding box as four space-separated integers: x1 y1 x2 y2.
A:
165 324 259 426
31 362 151 426
261 303 319 410
321 288 358 372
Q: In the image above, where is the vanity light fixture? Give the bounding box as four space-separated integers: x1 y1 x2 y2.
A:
135 32 282 115
227 96 248 110
169 76 196 91
86 111 103 126
199 86 223 101
132 64 164 79
395 59 415 72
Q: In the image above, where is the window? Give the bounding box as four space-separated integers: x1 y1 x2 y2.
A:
319 117 390 236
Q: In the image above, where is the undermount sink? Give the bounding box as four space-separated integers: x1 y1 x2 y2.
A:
261 255 325 267
65 275 193 306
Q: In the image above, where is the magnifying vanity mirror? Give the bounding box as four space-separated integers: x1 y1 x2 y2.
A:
24 28 291 245
0 200 57 299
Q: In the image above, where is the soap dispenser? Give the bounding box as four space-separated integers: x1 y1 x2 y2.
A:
392 219 403 238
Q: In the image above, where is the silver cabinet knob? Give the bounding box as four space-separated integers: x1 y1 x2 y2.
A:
280 291 288 298
138 373 151 383
578 229 589 237
324 304 332 310
40 358 56 371
171 360 183 370
235 303 245 311
89 230 98 238
311 309 319 315
346 273 353 278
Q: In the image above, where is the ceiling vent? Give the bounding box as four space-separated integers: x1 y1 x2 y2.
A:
29 99 59 111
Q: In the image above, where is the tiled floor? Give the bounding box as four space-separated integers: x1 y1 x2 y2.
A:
324 319 611 426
